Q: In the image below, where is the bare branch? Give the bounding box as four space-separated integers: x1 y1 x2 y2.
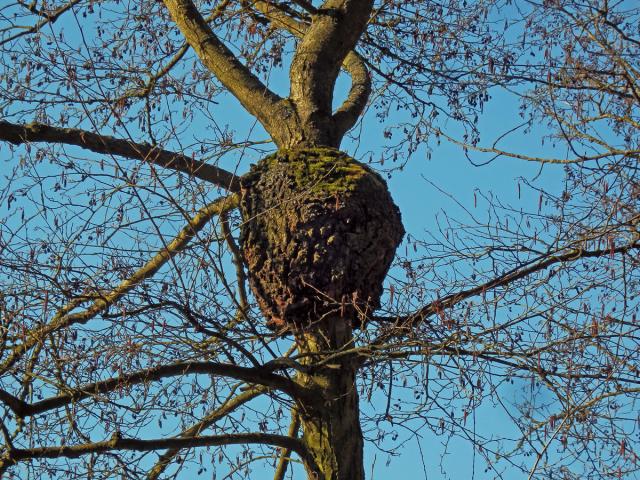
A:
161 0 296 147
0 194 239 375
273 407 300 480
288 0 374 146
0 120 240 191
253 1 371 141
147 385 269 480
378 239 640 331
437 128 640 165
1 432 311 475
0 0 82 46
9 361 306 418
332 51 371 139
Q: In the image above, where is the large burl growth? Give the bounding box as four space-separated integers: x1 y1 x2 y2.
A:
240 148 404 330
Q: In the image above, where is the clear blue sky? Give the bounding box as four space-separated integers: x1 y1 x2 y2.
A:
0 4 595 479
198 64 567 480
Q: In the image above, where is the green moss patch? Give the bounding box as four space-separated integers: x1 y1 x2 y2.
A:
243 147 383 198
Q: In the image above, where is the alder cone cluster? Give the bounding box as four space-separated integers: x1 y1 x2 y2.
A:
239 148 404 330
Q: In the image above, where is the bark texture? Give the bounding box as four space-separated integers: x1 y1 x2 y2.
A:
239 148 404 330
295 321 365 480
289 0 374 147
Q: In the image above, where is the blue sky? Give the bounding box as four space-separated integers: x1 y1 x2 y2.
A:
2 2 622 479
198 62 570 480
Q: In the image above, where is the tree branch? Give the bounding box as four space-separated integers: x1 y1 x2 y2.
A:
288 0 373 145
147 385 269 480
161 0 296 147
0 120 240 191
377 239 640 330
273 407 300 480
9 361 305 418
1 432 311 475
0 389 25 416
0 0 82 46
253 1 371 142
332 51 371 139
0 194 239 376
436 127 640 165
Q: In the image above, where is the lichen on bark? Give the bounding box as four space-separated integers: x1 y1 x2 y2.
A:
239 148 404 330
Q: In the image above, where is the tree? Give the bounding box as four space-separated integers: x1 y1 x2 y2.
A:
0 0 638 479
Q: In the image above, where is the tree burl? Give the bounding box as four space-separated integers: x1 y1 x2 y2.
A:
240 148 404 330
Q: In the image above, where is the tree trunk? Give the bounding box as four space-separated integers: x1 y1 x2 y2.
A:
238 148 403 479
295 319 365 480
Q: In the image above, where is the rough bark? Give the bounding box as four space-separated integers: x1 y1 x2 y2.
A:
238 148 403 478
295 319 365 480
1 4 395 479
239 148 404 331
289 0 374 147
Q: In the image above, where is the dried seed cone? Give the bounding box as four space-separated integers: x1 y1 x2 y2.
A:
240 148 404 330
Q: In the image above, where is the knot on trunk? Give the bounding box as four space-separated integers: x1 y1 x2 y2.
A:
240 148 404 330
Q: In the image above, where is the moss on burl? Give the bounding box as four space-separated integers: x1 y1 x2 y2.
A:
240 148 404 331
